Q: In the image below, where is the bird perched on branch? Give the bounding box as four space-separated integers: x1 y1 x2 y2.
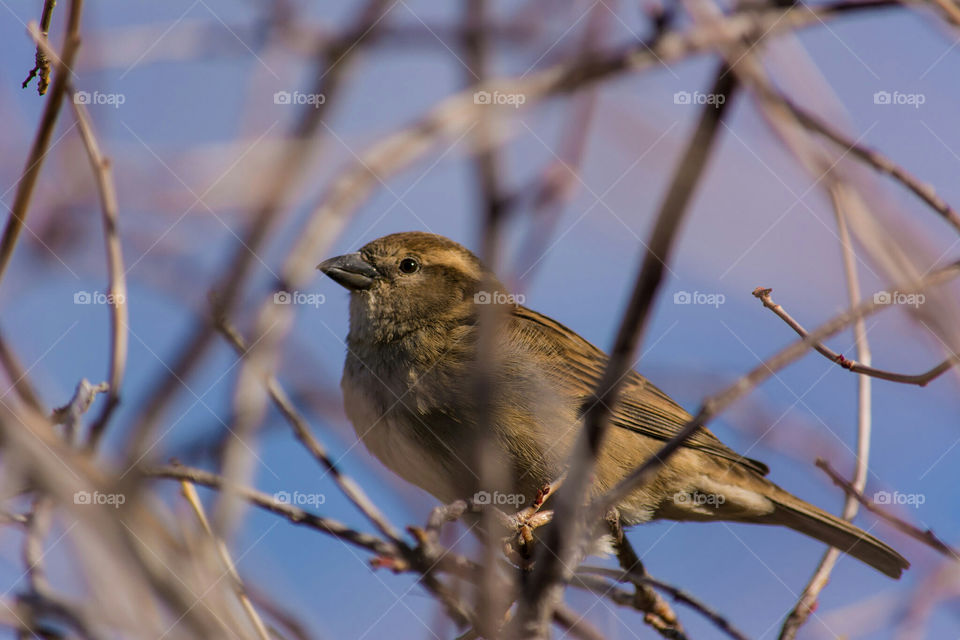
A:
318 231 908 579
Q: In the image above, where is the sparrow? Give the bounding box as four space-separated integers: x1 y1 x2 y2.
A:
318 231 908 579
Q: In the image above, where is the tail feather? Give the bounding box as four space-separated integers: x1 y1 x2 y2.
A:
764 495 909 579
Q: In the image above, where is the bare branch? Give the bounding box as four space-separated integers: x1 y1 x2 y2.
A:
21 0 58 95
70 95 129 448
573 568 749 640
0 0 84 287
752 286 954 386
180 480 271 640
779 184 876 640
597 259 960 515
213 318 404 544
144 464 401 557
817 458 959 560
514 64 739 639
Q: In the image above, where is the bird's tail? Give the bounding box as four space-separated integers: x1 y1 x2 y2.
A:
759 491 909 579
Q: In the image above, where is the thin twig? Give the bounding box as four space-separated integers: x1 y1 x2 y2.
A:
596 259 960 515
180 480 271 640
0 0 84 288
779 186 875 640
572 569 749 640
816 458 959 559
753 82 960 235
514 65 739 639
144 464 401 557
0 327 45 414
70 95 129 449
51 379 109 443
752 287 954 386
21 0 58 95
552 603 606 640
213 318 405 544
126 0 393 462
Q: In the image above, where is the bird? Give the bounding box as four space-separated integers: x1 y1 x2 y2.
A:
317 231 909 579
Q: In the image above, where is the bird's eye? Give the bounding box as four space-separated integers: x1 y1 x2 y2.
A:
398 257 420 274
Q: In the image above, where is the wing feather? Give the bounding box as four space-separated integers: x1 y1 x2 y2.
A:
510 305 769 476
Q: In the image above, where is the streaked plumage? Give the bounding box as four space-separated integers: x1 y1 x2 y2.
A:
318 231 908 579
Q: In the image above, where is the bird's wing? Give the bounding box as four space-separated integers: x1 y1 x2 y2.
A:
510 305 769 476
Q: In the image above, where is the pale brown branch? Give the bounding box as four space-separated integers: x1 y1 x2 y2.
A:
144 464 401 557
70 96 129 449
126 0 393 462
50 379 109 442
0 0 84 288
213 318 404 544
0 327 45 414
779 186 875 640
752 286 954 386
597 259 960 515
551 603 606 640
745 80 960 235
21 0 58 95
515 64 739 639
816 458 959 560
180 480 271 640
573 568 749 640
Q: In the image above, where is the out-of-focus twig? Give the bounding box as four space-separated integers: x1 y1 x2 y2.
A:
149 464 479 627
816 458 959 559
597 258 960 515
213 318 404 544
180 480 271 640
551 603 606 640
0 0 84 288
127 0 393 462
70 95 129 448
51 379 109 442
779 187 874 640
752 286 954 386
0 327 45 414
751 82 960 235
514 65 739 639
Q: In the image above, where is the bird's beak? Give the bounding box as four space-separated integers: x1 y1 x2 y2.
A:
317 252 379 291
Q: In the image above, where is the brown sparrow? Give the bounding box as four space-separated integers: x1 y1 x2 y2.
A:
318 231 908 578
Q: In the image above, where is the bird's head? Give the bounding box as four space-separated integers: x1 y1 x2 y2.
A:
318 232 498 343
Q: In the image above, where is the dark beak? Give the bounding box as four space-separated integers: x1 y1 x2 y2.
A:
317 252 379 291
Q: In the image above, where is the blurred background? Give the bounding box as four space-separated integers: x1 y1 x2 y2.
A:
1 0 959 638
